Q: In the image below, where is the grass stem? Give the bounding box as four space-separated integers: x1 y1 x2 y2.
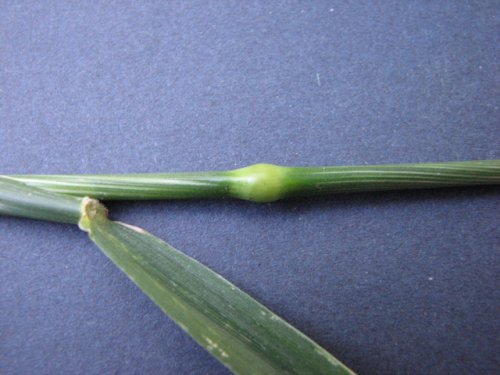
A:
10 160 500 202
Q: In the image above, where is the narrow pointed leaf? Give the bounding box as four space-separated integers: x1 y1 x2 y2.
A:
84 213 355 375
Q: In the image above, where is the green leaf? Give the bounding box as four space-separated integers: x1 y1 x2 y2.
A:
83 207 355 375
0 176 81 224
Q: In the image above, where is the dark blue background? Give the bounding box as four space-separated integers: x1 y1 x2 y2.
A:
1 1 499 374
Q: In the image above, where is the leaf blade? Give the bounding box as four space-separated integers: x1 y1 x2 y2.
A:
87 218 355 375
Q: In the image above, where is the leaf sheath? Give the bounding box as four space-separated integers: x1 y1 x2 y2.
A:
0 176 81 224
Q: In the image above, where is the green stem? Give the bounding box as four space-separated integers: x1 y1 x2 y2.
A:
9 160 500 202
11 171 231 200
283 159 500 198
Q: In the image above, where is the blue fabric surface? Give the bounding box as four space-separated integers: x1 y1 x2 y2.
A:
1 1 499 374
